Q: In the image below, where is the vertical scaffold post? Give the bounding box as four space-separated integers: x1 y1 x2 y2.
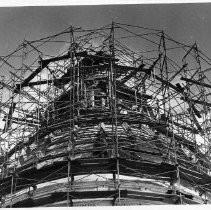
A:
67 25 75 207
10 174 14 208
110 22 120 206
158 31 169 121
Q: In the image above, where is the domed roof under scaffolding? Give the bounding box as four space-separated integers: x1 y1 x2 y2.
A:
0 22 211 206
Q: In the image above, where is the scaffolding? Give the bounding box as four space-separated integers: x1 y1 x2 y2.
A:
0 22 211 206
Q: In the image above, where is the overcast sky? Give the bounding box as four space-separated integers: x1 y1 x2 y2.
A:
0 4 211 57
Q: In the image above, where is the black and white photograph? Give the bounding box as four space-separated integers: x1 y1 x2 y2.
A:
0 0 211 207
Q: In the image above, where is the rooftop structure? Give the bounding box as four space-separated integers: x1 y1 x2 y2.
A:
0 22 211 206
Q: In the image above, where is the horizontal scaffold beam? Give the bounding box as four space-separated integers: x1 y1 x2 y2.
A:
7 189 199 207
2 156 211 200
5 110 198 161
181 77 211 89
0 158 176 196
